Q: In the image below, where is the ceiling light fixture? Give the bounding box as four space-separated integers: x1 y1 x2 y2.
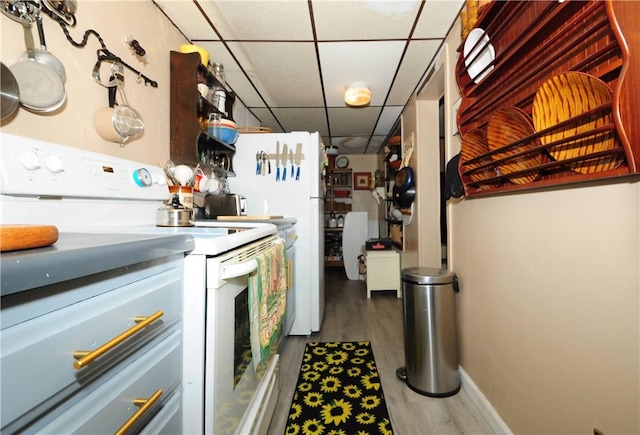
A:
345 82 371 107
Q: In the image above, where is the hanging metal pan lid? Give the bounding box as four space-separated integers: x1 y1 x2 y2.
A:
1 62 20 120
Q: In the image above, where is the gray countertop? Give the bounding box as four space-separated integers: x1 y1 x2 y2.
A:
1 232 194 297
198 217 297 230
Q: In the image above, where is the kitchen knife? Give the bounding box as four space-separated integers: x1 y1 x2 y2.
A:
256 151 261 175
290 148 294 178
275 141 280 181
282 143 288 180
295 143 302 180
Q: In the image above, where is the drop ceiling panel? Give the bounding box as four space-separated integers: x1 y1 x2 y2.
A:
413 0 464 39
271 108 329 135
312 0 422 40
375 106 403 135
319 41 405 107
328 107 381 136
227 41 323 107
368 136 386 154
250 108 284 133
154 0 217 40
387 39 443 105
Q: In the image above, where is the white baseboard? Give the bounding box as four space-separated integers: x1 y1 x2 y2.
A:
460 367 512 434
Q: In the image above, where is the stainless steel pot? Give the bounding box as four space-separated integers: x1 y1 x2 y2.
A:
1 62 20 120
156 196 194 227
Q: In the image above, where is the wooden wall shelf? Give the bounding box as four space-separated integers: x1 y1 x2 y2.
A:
170 51 236 173
456 0 639 197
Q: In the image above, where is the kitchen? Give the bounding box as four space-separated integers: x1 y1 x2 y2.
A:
1 1 639 435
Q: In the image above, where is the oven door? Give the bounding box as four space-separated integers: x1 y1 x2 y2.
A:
204 257 279 434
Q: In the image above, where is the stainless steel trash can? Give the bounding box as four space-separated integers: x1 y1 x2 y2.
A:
396 267 460 397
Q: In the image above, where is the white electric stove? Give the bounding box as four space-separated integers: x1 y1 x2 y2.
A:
0 133 283 434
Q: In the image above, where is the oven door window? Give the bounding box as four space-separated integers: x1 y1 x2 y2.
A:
234 287 251 387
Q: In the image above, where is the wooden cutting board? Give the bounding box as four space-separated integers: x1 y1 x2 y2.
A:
216 215 284 220
0 225 59 252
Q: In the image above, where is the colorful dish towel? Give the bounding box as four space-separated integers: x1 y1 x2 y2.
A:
248 239 287 369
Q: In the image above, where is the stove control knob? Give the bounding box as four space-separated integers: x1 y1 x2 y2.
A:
20 150 41 170
133 168 153 187
44 154 65 173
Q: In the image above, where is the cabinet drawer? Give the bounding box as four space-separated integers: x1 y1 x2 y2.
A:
1 270 181 429
38 330 181 434
140 390 182 435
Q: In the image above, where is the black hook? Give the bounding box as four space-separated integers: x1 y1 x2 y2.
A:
38 5 158 88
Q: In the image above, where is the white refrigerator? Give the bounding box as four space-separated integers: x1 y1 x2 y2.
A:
227 131 325 335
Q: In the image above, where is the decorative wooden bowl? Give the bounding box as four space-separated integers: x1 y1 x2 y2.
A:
487 107 542 185
532 72 622 174
460 128 499 189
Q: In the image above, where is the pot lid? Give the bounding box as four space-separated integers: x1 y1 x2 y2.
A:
402 267 456 285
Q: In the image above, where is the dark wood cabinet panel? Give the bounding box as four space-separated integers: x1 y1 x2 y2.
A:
169 51 235 176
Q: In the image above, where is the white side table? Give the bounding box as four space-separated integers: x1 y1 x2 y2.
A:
365 250 401 298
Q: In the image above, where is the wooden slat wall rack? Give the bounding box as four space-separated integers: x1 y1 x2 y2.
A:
456 0 639 197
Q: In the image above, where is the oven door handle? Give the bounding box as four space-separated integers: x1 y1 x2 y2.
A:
221 259 258 280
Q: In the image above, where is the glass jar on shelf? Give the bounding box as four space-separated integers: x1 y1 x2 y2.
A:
209 62 227 118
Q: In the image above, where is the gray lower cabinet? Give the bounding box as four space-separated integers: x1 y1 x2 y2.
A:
0 255 184 434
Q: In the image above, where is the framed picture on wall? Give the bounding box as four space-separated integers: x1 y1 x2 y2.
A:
354 172 370 190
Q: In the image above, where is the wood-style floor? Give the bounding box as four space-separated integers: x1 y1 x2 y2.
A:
268 267 496 435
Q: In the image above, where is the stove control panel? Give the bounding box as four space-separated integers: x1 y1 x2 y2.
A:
0 133 169 200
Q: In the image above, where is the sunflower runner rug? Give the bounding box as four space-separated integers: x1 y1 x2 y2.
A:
284 341 394 435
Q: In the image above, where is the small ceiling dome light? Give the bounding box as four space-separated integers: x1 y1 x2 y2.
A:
345 82 371 107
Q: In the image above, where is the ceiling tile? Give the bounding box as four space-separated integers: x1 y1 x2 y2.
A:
328 107 381 136
312 0 422 40
227 41 323 107
375 106 403 135
367 136 386 154
249 108 285 133
154 0 218 40
271 108 329 135
199 0 313 41
319 41 405 106
387 39 442 105
413 0 464 39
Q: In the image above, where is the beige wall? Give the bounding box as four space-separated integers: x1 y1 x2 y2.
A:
439 17 640 435
0 1 255 165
